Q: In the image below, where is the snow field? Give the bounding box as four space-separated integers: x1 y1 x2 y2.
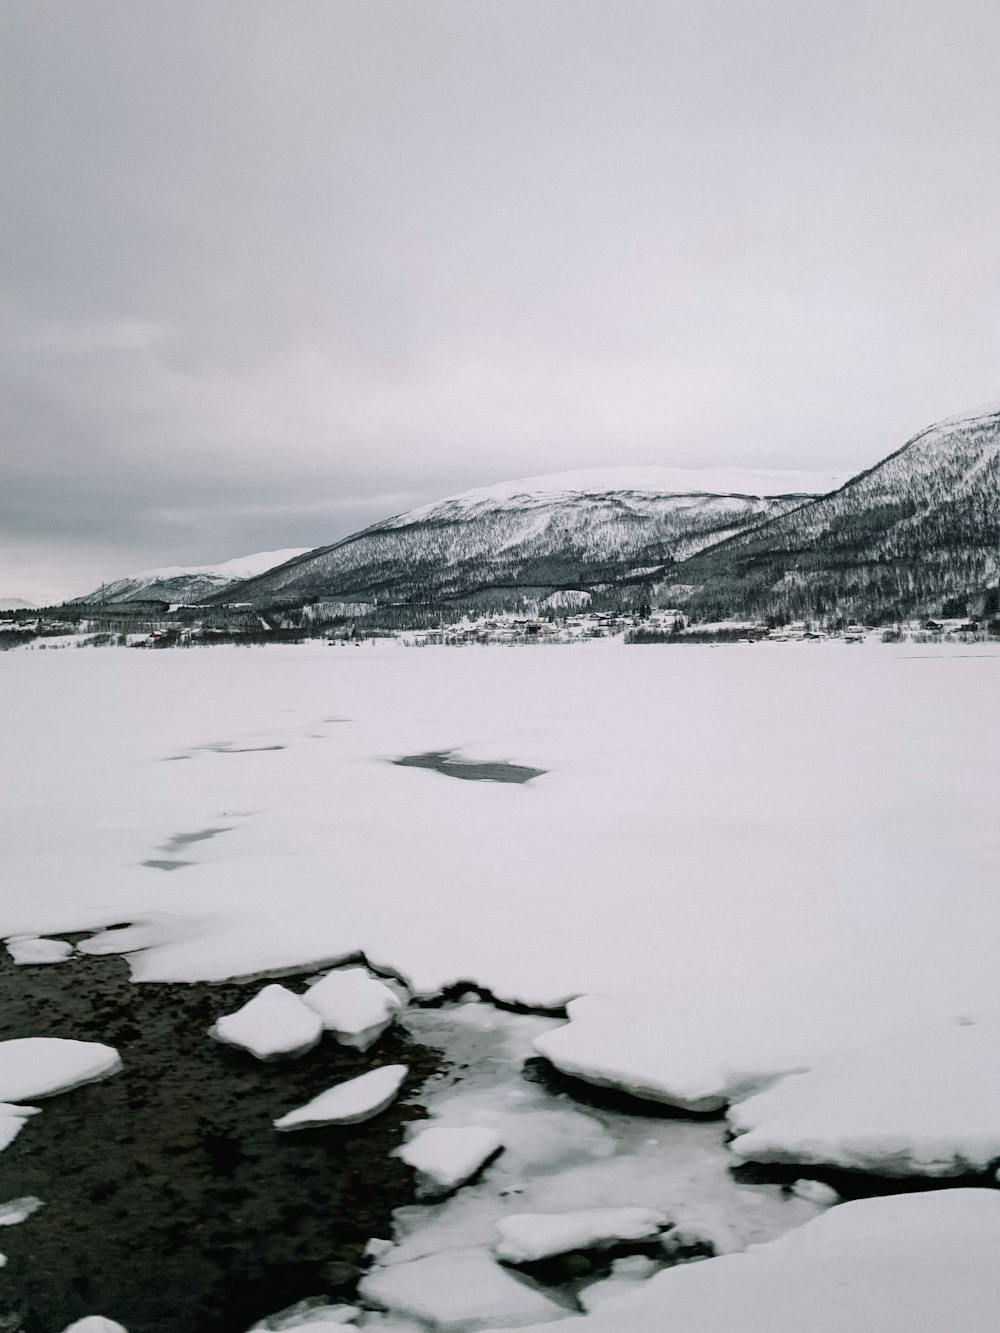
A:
5 936 74 965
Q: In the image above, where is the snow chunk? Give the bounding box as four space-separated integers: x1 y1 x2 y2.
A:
60 1321 129 1333
302 968 401 1051
0 1038 122 1101
0 1104 40 1152
357 1247 572 1330
579 1256 659 1312
396 1126 503 1196
0 1196 43 1225
210 985 323 1061
482 1189 1000 1333
790 1179 841 1207
274 1065 407 1130
494 1207 668 1264
533 997 782 1112
728 1018 1000 1176
5 936 74 965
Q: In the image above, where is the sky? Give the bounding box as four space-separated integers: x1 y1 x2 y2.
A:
3 0 1000 603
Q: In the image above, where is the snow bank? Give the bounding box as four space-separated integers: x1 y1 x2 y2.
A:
209 984 323 1061
485 1190 1000 1333
302 968 401 1051
5 935 74 964
357 1247 573 1330
396 1126 503 1195
494 1207 668 1264
728 1018 1000 1176
0 1038 122 1101
274 1065 407 1131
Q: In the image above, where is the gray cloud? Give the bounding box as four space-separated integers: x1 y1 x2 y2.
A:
3 0 1000 601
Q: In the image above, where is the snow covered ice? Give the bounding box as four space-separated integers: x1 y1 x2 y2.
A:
210 983 323 1060
357 1247 573 1331
60 1321 130 1333
493 1207 668 1264
484 1190 1000 1333
5 935 74 965
396 1125 503 1196
302 967 402 1051
728 1016 1000 1177
0 1037 122 1101
273 1065 408 1130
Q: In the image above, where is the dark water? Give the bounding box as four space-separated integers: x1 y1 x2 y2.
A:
0 950 442 1333
392 751 547 784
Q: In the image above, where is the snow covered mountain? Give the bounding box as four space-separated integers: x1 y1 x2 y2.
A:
209 467 850 612
71 548 310 605
667 403 1000 623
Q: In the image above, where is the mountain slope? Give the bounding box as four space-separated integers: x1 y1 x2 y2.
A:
72 548 310 605
209 467 850 611
665 404 1000 623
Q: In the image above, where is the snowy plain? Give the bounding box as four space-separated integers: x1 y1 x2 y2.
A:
4 640 1000 1327
4 641 1000 1056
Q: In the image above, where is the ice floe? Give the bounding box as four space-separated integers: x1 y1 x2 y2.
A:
209 984 324 1061
302 968 402 1051
486 1189 1000 1332
0 1103 40 1153
60 1321 129 1333
396 1126 503 1196
274 1065 408 1130
357 1247 573 1330
578 1255 659 1312
5 935 74 964
728 1018 1000 1177
493 1207 668 1265
0 1195 43 1226
0 1038 122 1101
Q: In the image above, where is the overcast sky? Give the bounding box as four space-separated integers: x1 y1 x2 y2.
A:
3 0 1000 601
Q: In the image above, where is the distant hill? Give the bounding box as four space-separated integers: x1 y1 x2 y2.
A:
663 404 1000 624
71 549 310 605
207 467 849 613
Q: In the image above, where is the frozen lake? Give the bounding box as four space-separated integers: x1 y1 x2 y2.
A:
3 640 1000 1328
4 640 1000 1057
